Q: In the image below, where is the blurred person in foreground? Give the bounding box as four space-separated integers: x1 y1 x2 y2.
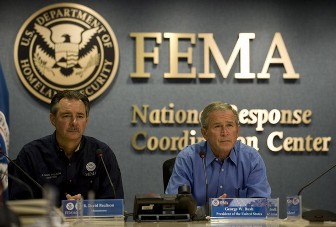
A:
9 90 124 205
165 101 271 206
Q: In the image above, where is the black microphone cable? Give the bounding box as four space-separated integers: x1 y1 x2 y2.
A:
297 162 336 196
1 170 34 199
0 150 46 195
199 150 209 216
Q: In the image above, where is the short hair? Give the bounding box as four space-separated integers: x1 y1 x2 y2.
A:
50 90 90 116
200 102 239 128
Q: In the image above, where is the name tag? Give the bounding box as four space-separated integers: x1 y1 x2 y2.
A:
62 199 124 218
286 195 301 219
210 198 267 219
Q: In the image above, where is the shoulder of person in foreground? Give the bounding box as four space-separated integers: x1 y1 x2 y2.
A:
236 140 265 161
14 134 55 167
83 135 117 157
166 141 206 194
177 140 207 160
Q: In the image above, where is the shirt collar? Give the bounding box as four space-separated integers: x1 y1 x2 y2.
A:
52 131 82 154
74 143 81 152
204 142 215 167
204 140 240 166
229 140 239 166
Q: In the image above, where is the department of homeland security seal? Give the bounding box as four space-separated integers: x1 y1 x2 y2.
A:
14 3 119 103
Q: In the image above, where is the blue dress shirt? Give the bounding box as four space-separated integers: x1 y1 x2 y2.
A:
165 140 271 206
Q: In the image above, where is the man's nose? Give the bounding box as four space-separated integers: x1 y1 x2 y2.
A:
70 116 77 123
221 126 229 135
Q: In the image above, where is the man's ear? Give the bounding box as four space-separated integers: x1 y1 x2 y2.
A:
201 127 207 139
50 113 55 126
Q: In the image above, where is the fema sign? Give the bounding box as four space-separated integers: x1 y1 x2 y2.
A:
14 3 119 103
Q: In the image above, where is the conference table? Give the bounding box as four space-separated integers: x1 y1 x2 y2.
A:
62 219 336 227
16 214 336 226
15 208 336 226
10 199 335 226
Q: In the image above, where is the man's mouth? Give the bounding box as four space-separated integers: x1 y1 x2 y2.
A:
221 140 231 143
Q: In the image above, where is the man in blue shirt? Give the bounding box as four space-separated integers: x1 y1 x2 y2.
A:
165 102 271 206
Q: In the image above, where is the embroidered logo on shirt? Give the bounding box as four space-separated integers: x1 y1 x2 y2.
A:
86 162 96 172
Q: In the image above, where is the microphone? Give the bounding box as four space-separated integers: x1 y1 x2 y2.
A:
96 149 116 199
199 150 209 216
1 171 34 199
297 162 336 222
297 162 336 196
0 171 21 227
0 149 46 195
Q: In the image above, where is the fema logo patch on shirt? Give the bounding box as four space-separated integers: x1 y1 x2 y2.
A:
85 161 97 176
14 3 119 103
86 162 96 172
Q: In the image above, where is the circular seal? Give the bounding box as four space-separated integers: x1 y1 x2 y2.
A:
292 197 300 205
14 3 119 103
86 162 96 172
66 202 75 211
211 199 220 207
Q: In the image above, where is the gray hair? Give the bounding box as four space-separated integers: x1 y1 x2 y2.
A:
200 102 239 128
50 90 90 116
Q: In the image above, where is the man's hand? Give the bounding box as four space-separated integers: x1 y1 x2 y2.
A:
219 193 227 198
66 193 82 200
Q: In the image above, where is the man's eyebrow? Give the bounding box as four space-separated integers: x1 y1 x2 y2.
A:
59 111 85 115
212 121 222 125
59 111 71 115
211 121 235 127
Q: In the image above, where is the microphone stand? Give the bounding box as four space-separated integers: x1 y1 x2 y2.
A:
199 151 209 217
96 149 116 199
297 162 336 222
0 150 45 195
298 163 336 196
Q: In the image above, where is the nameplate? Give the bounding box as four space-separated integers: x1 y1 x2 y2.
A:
266 198 279 219
286 195 301 219
210 198 267 219
62 199 124 218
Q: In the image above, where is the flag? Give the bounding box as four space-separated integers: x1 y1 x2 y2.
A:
0 62 9 203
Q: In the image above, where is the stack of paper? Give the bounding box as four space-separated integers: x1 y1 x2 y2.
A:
6 199 64 226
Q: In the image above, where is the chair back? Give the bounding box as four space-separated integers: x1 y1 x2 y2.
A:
162 157 176 192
